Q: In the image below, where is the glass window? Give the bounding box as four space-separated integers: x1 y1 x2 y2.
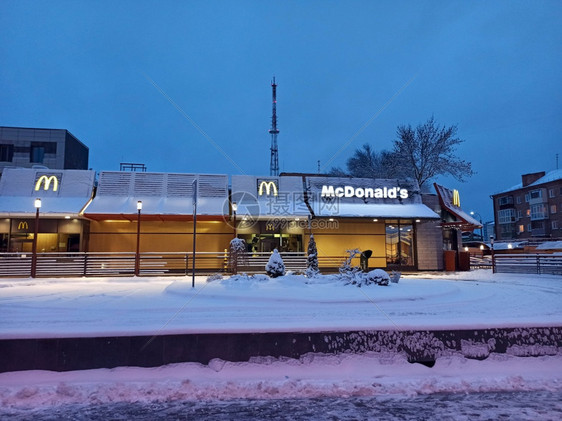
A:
549 189 555 198
516 196 521 204
527 223 532 231
552 221 559 230
551 204 557 214
498 209 514 224
517 210 522 219
30 146 45 163
530 204 547 220
0 144 14 162
525 193 530 203
530 190 542 199
385 222 414 267
518 224 524 233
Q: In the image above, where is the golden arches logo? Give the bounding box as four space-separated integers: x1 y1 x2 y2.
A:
258 180 278 196
18 221 29 230
35 175 59 192
452 189 461 207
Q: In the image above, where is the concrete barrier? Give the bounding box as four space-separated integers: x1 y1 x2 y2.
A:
1 327 560 373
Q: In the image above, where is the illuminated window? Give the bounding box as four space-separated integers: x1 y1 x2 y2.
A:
551 204 557 214
518 224 524 233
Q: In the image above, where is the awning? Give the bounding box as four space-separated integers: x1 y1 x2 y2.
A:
434 183 482 231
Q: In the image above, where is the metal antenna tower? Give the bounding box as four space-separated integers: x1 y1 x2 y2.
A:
269 77 279 176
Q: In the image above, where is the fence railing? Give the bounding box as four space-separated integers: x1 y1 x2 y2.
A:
0 251 351 278
493 253 562 275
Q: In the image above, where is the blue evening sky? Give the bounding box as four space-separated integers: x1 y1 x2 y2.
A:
1 0 561 222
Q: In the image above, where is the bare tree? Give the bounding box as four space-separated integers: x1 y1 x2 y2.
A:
330 144 396 178
393 117 474 189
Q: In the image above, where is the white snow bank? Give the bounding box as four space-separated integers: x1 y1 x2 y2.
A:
1 353 561 409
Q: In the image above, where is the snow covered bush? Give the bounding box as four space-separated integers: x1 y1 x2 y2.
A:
363 269 390 286
206 273 223 283
305 234 320 278
338 248 362 283
265 249 285 278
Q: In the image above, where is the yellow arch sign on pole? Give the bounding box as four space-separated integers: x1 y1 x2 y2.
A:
452 189 461 207
35 175 59 192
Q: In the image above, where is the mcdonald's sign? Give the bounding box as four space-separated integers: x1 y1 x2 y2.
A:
18 221 29 230
258 180 278 197
35 175 60 192
452 189 461 207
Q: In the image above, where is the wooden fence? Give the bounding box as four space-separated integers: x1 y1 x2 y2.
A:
493 253 562 275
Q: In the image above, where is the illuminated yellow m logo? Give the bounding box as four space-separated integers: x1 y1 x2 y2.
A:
452 189 461 207
35 175 59 192
18 221 29 230
258 181 278 196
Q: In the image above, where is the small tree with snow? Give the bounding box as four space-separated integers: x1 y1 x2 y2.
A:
338 248 362 283
265 249 285 278
229 238 247 274
306 235 319 278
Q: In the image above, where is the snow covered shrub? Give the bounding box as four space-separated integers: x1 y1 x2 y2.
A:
228 238 247 274
305 234 320 278
363 269 390 286
338 248 362 283
206 273 223 283
265 249 285 278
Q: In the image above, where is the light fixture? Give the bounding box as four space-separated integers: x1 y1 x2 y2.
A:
373 219 378 222
507 243 513 249
329 218 334 222
232 202 238 212
480 245 484 250
34 198 42 209
464 246 469 251
137 200 143 211
295 217 300 221
65 215 71 219
415 219 420 223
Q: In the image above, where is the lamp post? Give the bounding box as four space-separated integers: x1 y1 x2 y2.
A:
135 200 142 276
232 202 238 237
470 211 484 241
490 235 495 274
31 198 41 278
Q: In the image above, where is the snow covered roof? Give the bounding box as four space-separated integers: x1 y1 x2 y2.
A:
434 183 481 230
0 168 95 217
84 172 228 219
495 169 562 194
231 175 440 219
536 241 562 250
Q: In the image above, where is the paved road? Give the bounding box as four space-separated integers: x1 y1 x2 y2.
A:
3 390 562 420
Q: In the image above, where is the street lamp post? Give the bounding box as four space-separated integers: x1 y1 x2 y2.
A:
470 211 484 241
490 235 495 274
232 202 238 237
31 198 41 278
135 200 142 276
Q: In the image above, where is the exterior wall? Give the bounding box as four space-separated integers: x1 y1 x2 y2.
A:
310 220 387 268
63 131 89 169
88 220 233 253
416 220 444 270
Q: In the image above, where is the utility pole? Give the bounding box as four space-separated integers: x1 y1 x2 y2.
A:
269 77 279 176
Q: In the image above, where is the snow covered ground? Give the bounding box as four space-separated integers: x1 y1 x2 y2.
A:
1 270 561 339
1 270 562 414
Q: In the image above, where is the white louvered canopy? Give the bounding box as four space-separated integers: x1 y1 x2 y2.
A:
84 171 228 219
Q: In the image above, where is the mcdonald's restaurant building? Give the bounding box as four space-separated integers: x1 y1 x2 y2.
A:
0 168 94 253
0 168 479 271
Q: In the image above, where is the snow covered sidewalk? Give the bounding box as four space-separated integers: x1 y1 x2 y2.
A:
1 353 561 409
1 270 561 339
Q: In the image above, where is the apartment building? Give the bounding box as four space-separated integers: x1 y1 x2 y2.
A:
491 170 562 240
